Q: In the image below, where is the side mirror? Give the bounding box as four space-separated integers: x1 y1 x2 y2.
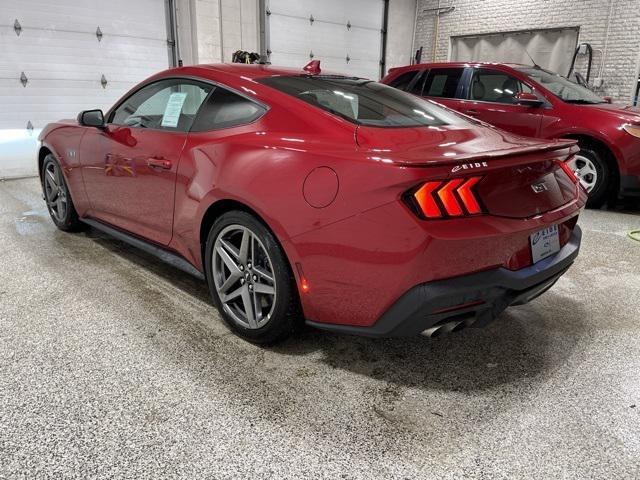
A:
514 92 544 107
603 96 612 104
78 109 105 128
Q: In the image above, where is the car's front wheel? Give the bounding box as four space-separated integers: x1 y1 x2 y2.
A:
567 145 612 208
204 211 300 344
41 154 83 231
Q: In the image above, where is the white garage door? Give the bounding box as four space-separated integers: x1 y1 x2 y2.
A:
450 28 579 76
0 0 170 178
266 0 385 81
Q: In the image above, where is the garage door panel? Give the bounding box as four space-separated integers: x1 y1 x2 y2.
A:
345 28 382 61
267 0 382 30
334 0 384 29
6 0 166 40
267 0 384 80
298 23 349 59
1 0 169 178
343 60 380 82
0 80 124 129
1 33 166 76
268 15 317 56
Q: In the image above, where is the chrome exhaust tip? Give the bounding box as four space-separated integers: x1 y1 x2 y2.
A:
421 316 472 338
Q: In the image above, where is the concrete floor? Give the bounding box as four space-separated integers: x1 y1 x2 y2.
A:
1 177 639 479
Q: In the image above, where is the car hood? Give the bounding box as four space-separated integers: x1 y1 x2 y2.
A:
580 102 640 123
355 124 576 167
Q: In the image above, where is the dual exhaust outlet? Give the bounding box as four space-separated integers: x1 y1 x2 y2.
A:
421 314 476 338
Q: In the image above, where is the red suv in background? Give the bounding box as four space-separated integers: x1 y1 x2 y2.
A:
382 62 640 207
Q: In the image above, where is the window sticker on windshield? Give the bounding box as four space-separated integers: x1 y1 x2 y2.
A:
161 92 188 128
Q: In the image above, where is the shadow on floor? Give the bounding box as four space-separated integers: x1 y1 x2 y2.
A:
272 294 586 393
608 196 640 215
68 226 587 395
83 226 211 304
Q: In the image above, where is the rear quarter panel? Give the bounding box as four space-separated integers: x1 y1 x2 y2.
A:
170 117 427 271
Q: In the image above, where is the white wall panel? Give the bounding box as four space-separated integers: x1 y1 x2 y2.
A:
266 0 384 80
268 0 383 29
450 28 579 75
0 0 169 178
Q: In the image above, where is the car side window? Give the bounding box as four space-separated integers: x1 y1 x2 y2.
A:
190 86 266 132
422 68 463 98
406 69 429 96
110 79 212 131
470 69 532 104
388 71 420 91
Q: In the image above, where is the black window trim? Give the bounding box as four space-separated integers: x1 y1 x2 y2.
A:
105 75 270 133
407 68 430 96
390 69 424 93
420 67 466 100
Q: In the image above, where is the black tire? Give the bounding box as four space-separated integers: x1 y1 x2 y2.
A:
204 210 300 344
576 145 613 209
41 154 84 232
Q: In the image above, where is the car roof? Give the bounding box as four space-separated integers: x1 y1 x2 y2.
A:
163 63 352 80
391 61 532 71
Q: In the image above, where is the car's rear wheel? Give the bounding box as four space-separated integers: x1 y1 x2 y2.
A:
204 211 299 344
41 154 83 231
567 145 612 208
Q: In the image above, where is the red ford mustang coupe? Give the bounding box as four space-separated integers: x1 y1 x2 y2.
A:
38 62 587 343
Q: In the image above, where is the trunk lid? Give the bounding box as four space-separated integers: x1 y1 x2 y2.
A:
475 159 578 218
356 125 579 219
355 124 575 166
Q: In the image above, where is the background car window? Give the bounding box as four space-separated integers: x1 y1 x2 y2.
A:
190 87 266 131
406 69 429 96
389 71 419 91
111 80 211 131
470 69 532 104
422 68 463 98
516 67 606 104
259 76 470 128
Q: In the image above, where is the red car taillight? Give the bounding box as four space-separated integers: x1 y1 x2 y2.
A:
405 176 485 219
556 159 579 184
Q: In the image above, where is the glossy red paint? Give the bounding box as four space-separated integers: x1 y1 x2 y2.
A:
382 62 640 195
38 63 586 331
80 125 185 244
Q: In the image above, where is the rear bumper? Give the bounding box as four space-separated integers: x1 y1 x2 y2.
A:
307 225 581 338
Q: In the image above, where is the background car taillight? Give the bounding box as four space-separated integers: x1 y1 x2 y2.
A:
404 176 485 219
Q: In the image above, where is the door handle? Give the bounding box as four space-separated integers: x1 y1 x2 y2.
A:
147 157 172 170
464 109 479 115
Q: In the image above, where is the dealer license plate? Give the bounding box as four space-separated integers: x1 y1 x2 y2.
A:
530 225 560 264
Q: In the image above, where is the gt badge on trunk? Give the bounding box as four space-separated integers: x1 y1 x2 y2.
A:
531 181 548 193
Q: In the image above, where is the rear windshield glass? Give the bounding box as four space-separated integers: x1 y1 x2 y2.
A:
258 76 470 128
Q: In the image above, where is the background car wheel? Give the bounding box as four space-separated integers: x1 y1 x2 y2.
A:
204 210 300 344
567 145 612 209
41 154 84 231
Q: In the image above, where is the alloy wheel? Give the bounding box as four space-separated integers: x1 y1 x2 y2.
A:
567 154 598 192
43 161 68 222
212 225 277 329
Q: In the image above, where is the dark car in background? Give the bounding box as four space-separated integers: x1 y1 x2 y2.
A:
382 62 640 207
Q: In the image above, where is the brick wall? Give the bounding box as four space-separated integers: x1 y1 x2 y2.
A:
414 0 640 102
